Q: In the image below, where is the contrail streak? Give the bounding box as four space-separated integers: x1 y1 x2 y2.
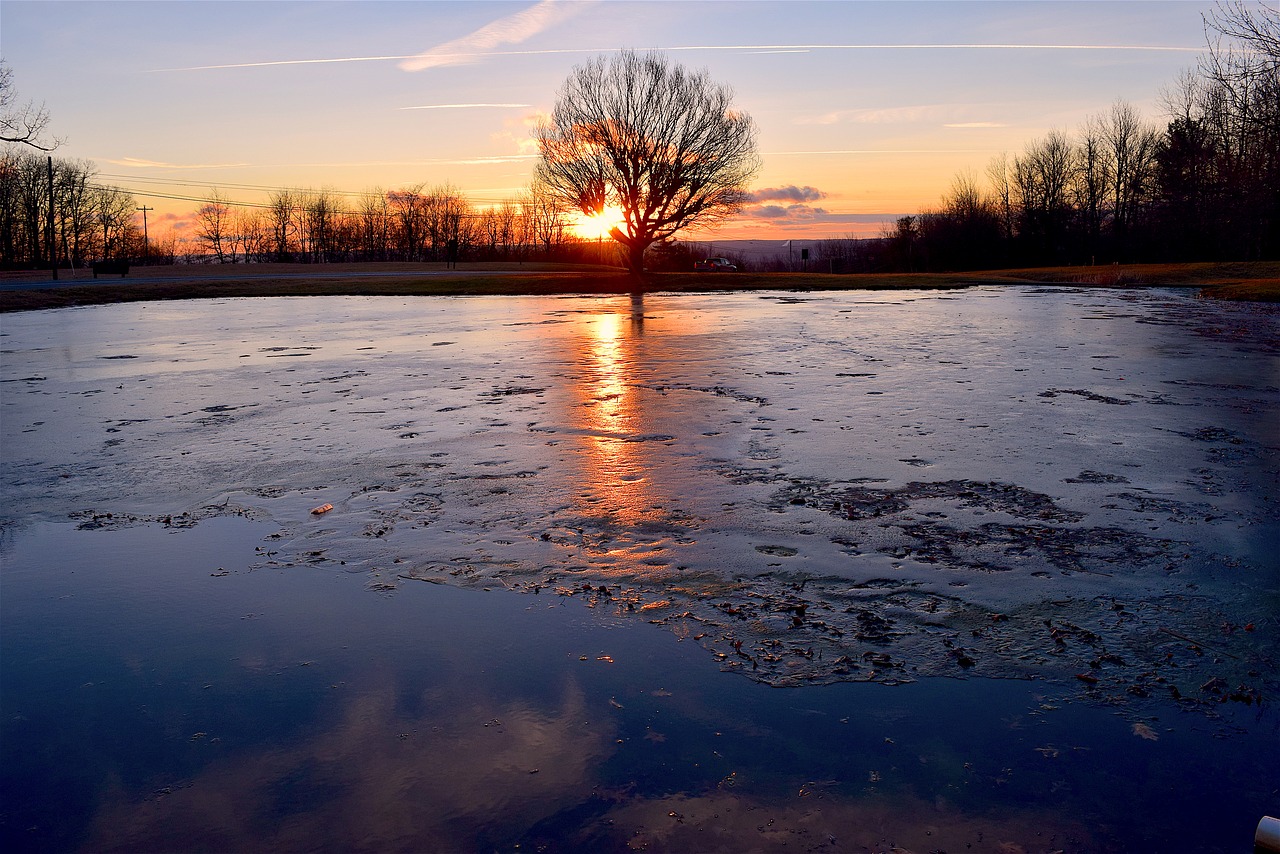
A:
149 42 1201 72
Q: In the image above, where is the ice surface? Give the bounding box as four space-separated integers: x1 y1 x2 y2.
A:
2 287 1276 708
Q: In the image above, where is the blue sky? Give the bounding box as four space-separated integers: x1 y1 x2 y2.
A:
1 0 1224 239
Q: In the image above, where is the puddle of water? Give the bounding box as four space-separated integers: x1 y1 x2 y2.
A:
2 288 1277 851
2 517 1275 853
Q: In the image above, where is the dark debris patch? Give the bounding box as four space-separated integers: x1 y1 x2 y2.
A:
483 386 546 397
890 520 1173 577
1038 388 1132 405
1065 470 1130 484
1100 490 1213 524
778 478 1086 524
71 502 264 531
645 383 769 406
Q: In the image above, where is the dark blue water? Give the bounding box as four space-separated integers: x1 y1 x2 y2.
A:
3 517 1275 853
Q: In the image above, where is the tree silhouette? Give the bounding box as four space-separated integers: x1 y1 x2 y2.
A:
534 50 759 275
0 61 59 150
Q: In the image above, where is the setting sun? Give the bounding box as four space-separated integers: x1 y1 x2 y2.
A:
569 205 627 241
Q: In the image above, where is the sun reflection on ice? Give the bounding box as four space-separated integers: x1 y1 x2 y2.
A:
577 309 653 527
549 298 702 585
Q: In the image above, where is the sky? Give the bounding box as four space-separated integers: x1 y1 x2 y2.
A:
0 0 1232 241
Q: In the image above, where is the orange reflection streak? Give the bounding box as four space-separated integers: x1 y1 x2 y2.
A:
559 301 682 571
548 296 709 585
579 311 647 523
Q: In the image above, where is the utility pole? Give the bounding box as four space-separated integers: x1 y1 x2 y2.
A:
47 157 57 280
137 205 153 264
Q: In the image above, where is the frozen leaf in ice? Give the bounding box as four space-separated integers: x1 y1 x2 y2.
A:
1132 722 1159 741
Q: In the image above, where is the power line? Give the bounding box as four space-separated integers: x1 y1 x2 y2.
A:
86 184 275 208
94 173 516 207
89 183 526 220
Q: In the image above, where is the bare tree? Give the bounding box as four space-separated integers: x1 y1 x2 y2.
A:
1159 69 1206 125
521 185 568 258
1196 2 1279 257
1101 100 1160 249
1201 1 1280 155
53 158 96 265
236 209 269 262
9 150 50 263
0 149 103 266
266 189 299 261
510 194 538 260
301 188 343 262
986 152 1016 242
0 61 59 150
1205 1 1280 65
357 190 392 261
424 183 471 259
389 184 428 261
495 200 519 259
477 207 502 258
95 185 137 260
1074 114 1114 256
1013 131 1078 261
534 49 760 274
195 190 233 263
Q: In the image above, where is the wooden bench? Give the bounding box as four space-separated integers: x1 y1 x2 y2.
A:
92 260 130 278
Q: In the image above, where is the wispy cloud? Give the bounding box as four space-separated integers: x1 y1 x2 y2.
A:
400 0 591 72
150 55 414 73
759 42 1199 53
149 41 1199 74
945 121 1009 128
105 157 250 169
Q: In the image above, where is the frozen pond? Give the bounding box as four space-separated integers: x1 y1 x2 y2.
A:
2 287 1278 851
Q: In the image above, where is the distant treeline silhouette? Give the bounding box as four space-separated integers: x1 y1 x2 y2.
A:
0 164 610 269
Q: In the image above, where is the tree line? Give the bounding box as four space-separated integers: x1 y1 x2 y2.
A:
859 1 1278 273
0 150 152 269
184 183 596 265
0 150 611 269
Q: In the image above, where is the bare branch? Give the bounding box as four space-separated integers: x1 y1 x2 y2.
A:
0 61 61 150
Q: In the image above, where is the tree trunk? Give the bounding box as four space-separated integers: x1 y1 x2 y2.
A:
617 234 649 276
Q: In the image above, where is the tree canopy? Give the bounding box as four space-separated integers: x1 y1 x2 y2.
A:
534 50 759 274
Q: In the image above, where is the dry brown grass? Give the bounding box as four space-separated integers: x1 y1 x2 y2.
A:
973 261 1280 300
3 260 1277 312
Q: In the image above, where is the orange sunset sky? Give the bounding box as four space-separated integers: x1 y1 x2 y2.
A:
1 0 1221 241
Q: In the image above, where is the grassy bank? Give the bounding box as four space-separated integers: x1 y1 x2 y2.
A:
2 260 1277 312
